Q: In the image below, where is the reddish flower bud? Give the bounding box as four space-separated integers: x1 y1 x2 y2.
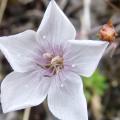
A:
98 20 117 42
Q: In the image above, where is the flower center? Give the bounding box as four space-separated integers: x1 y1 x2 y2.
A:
42 53 64 75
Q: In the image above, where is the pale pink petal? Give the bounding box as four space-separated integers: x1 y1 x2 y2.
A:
0 30 38 72
64 40 109 77
48 71 88 120
1 70 51 113
36 0 76 49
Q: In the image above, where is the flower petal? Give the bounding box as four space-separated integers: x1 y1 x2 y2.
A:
1 70 51 113
64 40 109 77
36 0 76 48
0 30 38 72
48 71 88 120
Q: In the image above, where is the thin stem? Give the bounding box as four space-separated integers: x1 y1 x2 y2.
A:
0 0 8 24
23 107 31 120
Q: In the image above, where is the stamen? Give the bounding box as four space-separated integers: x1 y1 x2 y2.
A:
41 53 64 76
51 56 63 65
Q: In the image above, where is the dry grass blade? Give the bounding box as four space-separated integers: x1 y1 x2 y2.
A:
23 108 31 120
0 0 8 25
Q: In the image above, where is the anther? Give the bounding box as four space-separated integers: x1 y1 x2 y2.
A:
51 56 63 65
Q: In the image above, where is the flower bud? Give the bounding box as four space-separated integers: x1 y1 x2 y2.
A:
98 20 117 42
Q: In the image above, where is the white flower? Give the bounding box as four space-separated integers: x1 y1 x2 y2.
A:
0 0 108 120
